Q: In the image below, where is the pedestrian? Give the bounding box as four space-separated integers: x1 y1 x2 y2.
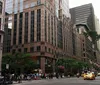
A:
56 73 59 79
18 75 22 83
76 73 80 78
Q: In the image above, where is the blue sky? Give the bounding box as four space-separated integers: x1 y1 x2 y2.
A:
69 0 100 20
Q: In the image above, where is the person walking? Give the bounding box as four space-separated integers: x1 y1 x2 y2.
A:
56 73 59 79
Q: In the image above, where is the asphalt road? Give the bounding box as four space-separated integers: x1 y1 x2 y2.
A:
11 76 100 85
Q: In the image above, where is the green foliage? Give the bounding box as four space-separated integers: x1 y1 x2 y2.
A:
2 53 36 74
83 31 100 44
56 58 91 72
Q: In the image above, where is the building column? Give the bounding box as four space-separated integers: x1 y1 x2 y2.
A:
53 59 56 72
41 7 45 41
40 57 45 73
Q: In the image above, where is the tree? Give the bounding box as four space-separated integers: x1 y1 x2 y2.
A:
2 53 37 74
84 31 100 44
56 58 91 75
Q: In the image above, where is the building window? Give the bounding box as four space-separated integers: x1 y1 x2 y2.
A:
25 4 29 9
48 48 50 52
37 9 41 41
5 0 13 14
52 49 54 54
0 18 1 30
0 2 2 13
83 53 85 57
24 48 27 53
24 12 28 43
37 46 41 52
19 12 23 44
13 14 17 45
51 16 53 44
0 35 1 43
20 0 23 12
45 10 47 41
94 52 96 56
83 48 85 51
30 47 34 52
7 47 10 52
45 46 47 52
30 11 34 42
48 14 50 42
31 2 36 7
58 21 63 48
18 49 21 52
12 49 16 54
14 0 18 14
37 0 41 5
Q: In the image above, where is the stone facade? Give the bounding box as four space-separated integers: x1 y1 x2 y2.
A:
4 0 72 73
75 24 96 62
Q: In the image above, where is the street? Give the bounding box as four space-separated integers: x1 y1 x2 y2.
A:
12 76 100 85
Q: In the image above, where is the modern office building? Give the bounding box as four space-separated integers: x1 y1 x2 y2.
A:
70 3 96 31
4 0 72 73
0 0 4 73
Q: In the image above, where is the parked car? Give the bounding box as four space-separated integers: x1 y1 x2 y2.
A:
0 76 4 84
0 76 13 85
97 73 100 76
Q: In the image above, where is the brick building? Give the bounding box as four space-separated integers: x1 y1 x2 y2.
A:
4 0 73 73
75 24 96 62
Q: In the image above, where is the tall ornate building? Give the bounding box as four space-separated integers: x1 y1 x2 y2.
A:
4 0 72 73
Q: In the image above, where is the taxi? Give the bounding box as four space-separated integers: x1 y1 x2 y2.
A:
83 72 95 80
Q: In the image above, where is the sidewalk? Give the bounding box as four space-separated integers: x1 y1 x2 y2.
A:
12 80 30 84
12 77 69 84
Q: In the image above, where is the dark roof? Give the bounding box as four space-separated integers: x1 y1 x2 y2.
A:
70 3 93 9
76 23 91 31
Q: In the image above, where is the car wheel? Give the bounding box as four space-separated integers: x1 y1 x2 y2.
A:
93 78 95 80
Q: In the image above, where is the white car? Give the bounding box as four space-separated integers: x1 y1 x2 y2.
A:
97 73 100 76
